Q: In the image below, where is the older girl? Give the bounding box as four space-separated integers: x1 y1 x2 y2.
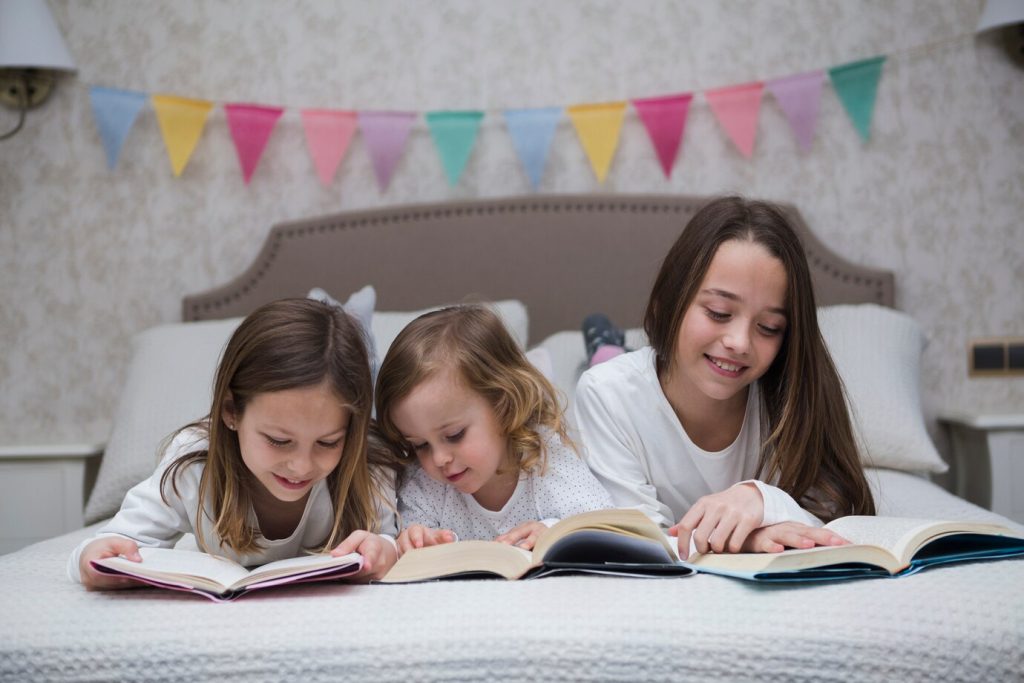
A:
71 298 399 587
575 196 875 559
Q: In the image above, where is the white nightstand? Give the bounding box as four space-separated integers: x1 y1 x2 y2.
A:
939 413 1024 524
0 443 104 555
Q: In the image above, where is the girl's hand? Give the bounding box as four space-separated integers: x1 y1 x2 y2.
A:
669 483 764 560
79 537 143 591
395 524 455 555
740 522 850 553
494 521 548 551
330 531 398 582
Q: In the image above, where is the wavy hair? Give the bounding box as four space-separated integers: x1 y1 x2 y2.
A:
374 305 572 479
643 196 875 521
161 298 396 554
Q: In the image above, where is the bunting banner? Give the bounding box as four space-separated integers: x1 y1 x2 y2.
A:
503 107 561 189
301 109 357 186
358 111 416 191
87 48 893 186
88 86 147 170
151 94 214 177
829 56 886 142
224 103 283 184
766 71 825 153
705 82 764 158
632 93 692 178
567 102 627 183
425 110 485 186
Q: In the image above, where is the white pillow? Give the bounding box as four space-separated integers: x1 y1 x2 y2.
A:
84 296 531 524
818 304 947 474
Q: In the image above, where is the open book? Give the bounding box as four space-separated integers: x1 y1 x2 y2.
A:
92 547 363 601
379 508 693 583
684 516 1024 582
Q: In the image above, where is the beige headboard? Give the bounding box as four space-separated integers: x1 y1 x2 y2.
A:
183 195 894 344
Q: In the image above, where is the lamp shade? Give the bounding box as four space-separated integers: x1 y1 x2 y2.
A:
0 0 76 71
977 0 1024 32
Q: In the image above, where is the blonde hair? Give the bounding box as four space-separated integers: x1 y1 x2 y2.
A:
375 305 572 478
160 298 397 555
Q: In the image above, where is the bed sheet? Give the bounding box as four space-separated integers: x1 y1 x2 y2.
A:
1 469 1021 683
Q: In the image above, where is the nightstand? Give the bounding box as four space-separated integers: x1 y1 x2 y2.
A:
0 442 104 555
939 413 1024 524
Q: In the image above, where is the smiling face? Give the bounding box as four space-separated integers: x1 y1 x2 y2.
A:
667 238 789 413
390 367 516 511
228 381 350 506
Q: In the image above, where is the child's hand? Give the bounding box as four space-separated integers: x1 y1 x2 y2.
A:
330 531 398 582
494 521 548 550
740 522 850 553
396 524 455 555
669 483 764 560
79 537 143 591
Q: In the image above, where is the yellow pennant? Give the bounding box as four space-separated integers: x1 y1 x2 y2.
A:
151 94 214 177
567 101 627 183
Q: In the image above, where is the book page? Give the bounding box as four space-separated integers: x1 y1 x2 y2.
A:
380 541 531 583
825 516 963 562
102 548 249 589
242 552 361 585
533 508 675 561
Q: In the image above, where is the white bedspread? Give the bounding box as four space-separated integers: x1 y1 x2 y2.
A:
2 469 1022 682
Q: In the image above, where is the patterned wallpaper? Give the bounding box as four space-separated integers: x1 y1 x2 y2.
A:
1 1 1021 474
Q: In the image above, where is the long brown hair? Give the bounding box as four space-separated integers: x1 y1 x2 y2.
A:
644 196 874 521
161 298 395 554
374 305 571 478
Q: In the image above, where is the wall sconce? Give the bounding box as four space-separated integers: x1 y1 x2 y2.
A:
0 0 77 140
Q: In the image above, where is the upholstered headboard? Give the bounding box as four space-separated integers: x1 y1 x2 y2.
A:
183 195 894 343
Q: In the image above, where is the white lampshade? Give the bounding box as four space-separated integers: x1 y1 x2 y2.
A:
977 0 1024 33
0 0 76 71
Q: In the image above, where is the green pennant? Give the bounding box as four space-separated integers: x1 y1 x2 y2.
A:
828 56 886 142
425 111 485 186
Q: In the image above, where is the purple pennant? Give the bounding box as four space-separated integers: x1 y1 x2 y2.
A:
766 71 824 153
357 111 417 191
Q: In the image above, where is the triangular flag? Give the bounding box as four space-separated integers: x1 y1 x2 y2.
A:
151 95 214 177
301 109 357 186
358 111 416 191
766 71 824 153
425 111 485 186
503 107 561 190
829 56 886 142
89 86 147 170
632 93 692 178
705 82 764 158
567 102 627 183
224 103 284 184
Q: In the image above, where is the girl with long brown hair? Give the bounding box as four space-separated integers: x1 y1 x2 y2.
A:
71 298 400 588
575 196 875 560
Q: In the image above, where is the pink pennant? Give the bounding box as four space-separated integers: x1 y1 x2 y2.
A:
358 111 416 191
301 109 357 186
766 71 824 153
632 93 693 178
224 103 284 184
704 82 764 158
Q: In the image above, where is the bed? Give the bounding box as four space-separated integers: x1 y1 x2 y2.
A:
2 195 1021 682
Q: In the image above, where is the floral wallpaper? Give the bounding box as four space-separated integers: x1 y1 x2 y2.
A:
1 1 1021 477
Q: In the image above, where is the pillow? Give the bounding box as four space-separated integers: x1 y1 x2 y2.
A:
308 284 379 376
84 295 531 524
84 317 243 523
818 304 947 474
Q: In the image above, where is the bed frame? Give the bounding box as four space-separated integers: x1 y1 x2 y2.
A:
183 194 894 340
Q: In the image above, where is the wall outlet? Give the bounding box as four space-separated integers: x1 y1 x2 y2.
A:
969 337 1024 377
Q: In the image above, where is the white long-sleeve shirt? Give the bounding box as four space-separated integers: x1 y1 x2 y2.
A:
398 426 613 540
68 427 398 582
574 347 820 530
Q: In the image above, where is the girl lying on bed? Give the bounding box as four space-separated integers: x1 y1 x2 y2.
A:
375 305 613 554
69 298 400 589
575 196 876 560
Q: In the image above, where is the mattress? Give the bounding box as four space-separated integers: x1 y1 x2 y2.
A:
1 468 1022 682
